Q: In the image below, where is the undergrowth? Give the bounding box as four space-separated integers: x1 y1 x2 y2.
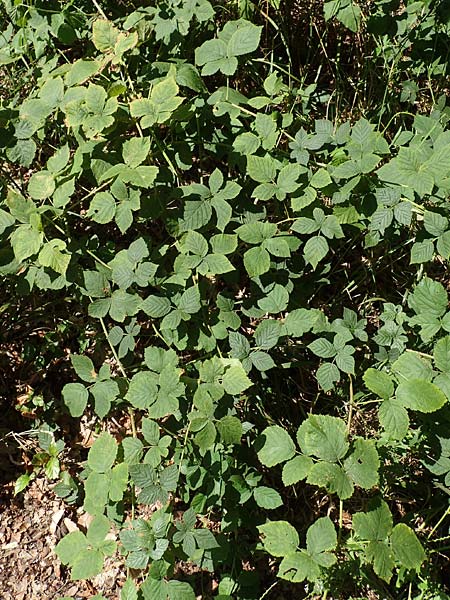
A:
1 0 450 598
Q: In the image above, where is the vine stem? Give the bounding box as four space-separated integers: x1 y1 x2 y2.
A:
92 0 107 19
258 581 278 600
347 374 354 433
93 303 137 439
428 505 450 540
339 375 354 544
177 399 193 479
96 309 138 525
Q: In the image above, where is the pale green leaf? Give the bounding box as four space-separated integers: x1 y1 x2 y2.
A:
257 425 296 467
258 520 299 557
396 379 447 413
87 432 117 473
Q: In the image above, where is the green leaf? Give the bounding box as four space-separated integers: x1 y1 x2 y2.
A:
141 295 172 318
167 580 196 600
109 462 129 502
130 76 183 128
0 209 14 235
62 383 89 417
91 379 118 419
396 379 447 413
344 438 379 489
250 351 275 371
227 22 262 56
178 286 201 314
297 415 349 462
366 540 394 582
88 192 116 224
378 398 409 439
410 240 434 264
282 455 313 485
353 499 393 541
71 548 103 580
126 372 158 409
278 551 318 583
87 432 117 473
28 171 55 200
258 520 299 557
210 233 238 255
307 461 353 499
92 19 119 53
390 523 425 570
306 516 337 555
257 425 296 467
433 336 450 373
11 226 43 262
408 277 448 318
254 319 282 349
285 309 318 337
308 338 336 359
243 246 270 277
222 364 252 395
247 155 277 183
392 352 432 381
216 415 243 444
254 486 283 509
7 138 36 167
258 284 289 313
66 59 100 87
194 528 219 550
86 514 111 545
303 236 328 269
84 472 109 515
316 362 340 391
363 368 394 400
121 578 138 600
71 354 96 383
195 39 229 75
200 253 234 275
38 239 70 274
122 137 150 169
55 530 88 565
14 473 32 495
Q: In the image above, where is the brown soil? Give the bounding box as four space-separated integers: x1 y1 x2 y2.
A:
0 477 126 600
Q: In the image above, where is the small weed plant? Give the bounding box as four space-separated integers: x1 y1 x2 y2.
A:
1 0 450 598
